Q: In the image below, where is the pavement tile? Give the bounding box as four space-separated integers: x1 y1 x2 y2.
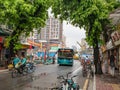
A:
96 74 120 90
112 84 120 90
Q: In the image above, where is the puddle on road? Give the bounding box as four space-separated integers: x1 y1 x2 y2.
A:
9 72 50 90
24 73 59 90
11 68 83 90
25 83 58 90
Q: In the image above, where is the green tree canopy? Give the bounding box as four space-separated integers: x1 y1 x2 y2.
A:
52 0 118 46
0 0 51 51
51 0 120 74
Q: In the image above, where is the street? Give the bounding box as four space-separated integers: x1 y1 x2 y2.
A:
0 60 87 90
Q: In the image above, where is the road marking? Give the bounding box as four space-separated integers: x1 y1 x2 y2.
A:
83 74 90 90
93 75 96 90
72 67 82 75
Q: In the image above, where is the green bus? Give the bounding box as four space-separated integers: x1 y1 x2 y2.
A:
57 48 74 66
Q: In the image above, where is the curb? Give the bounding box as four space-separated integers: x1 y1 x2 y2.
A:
83 74 90 90
0 69 9 73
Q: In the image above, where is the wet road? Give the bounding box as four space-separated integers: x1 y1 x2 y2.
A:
0 60 86 90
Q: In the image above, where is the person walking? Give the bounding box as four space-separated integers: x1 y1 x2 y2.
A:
109 54 115 77
102 55 108 74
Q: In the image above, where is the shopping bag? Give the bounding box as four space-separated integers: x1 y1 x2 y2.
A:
15 62 21 68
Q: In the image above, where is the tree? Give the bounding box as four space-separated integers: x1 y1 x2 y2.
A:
0 0 51 58
52 0 120 74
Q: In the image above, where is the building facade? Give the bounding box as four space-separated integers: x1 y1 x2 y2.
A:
39 17 64 52
101 8 120 74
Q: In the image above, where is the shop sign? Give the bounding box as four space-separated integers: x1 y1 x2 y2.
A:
111 31 120 46
50 47 59 50
114 39 120 46
106 39 114 50
0 37 3 43
50 43 58 47
27 39 41 47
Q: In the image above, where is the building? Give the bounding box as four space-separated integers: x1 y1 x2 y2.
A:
100 8 120 74
39 17 63 52
25 17 64 58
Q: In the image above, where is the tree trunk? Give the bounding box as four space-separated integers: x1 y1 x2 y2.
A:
9 36 16 60
93 38 103 74
9 38 17 60
9 29 20 60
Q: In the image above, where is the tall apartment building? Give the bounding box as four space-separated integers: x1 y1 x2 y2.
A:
26 17 64 52
40 17 63 42
40 17 63 51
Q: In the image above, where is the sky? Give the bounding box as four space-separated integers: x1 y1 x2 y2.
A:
48 8 86 49
63 21 86 49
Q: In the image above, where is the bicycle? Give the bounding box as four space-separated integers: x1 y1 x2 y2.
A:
57 72 80 90
67 75 80 90
51 83 63 90
57 72 72 90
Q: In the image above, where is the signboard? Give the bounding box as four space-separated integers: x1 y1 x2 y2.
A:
111 30 120 46
27 39 41 47
106 39 114 50
0 37 3 43
50 47 59 50
50 43 58 47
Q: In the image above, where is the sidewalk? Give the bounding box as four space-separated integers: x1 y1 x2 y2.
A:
0 67 8 73
96 74 120 90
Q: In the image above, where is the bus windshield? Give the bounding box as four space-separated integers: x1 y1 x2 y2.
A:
58 49 74 58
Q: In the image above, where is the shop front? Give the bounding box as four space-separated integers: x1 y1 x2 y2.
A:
106 39 115 57
0 28 9 68
100 45 108 74
105 39 115 74
0 37 4 67
111 30 120 74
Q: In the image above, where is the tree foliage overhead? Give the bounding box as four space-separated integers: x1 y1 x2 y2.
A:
52 0 120 74
0 0 52 49
52 0 119 46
